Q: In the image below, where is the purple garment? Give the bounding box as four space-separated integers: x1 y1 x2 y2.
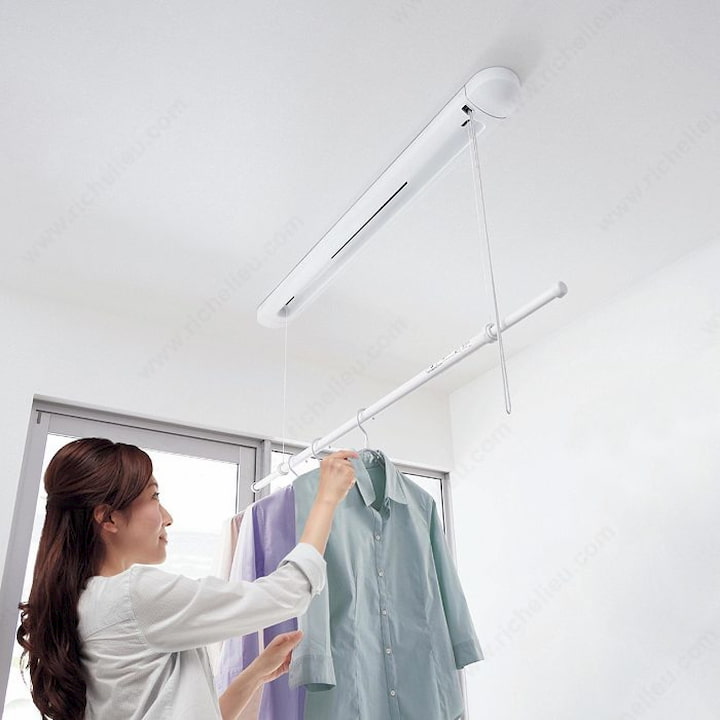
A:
251 485 306 720
216 485 305 719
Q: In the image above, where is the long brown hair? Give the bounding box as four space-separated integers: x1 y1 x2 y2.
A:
17 437 153 720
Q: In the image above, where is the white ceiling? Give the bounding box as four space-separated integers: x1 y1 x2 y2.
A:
2 0 719 394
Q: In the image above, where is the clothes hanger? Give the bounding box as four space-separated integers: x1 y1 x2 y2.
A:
356 409 383 465
270 412 384 489
356 408 370 449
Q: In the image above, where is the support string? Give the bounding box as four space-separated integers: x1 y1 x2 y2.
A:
281 312 289 457
466 109 512 414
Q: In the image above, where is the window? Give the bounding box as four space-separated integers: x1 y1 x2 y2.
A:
142 449 237 578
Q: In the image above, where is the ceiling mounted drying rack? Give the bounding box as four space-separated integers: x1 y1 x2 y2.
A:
252 281 567 492
252 66 569 492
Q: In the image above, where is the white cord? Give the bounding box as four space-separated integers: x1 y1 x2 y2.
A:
466 110 512 414
281 312 289 457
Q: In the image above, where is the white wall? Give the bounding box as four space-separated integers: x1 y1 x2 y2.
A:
450 238 720 719
0 288 452 599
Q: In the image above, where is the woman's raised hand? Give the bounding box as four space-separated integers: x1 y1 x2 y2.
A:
299 450 358 555
316 450 358 506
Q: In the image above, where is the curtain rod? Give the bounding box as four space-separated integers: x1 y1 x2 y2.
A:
252 281 567 492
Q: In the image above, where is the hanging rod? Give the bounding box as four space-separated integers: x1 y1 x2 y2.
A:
251 281 567 492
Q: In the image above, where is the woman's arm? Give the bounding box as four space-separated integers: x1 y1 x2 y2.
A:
218 631 303 720
130 452 358 655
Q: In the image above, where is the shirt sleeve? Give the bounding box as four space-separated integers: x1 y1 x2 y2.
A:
129 543 326 653
288 577 336 691
429 499 484 668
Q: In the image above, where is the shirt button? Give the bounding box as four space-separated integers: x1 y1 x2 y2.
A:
385 647 392 654
390 689 397 697
375 533 381 541
378 569 384 577
381 609 388 616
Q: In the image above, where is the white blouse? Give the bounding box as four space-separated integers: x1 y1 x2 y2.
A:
77 543 326 719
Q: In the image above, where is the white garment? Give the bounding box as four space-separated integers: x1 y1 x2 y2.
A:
208 512 246 674
220 506 262 719
212 515 236 581
77 543 326 720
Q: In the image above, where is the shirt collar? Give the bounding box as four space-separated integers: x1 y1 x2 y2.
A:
351 449 408 507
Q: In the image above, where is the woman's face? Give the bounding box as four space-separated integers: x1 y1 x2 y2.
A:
112 476 173 565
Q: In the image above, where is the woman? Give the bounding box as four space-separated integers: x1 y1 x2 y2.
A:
17 437 357 720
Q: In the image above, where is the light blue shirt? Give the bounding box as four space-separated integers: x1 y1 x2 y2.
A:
289 449 483 720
